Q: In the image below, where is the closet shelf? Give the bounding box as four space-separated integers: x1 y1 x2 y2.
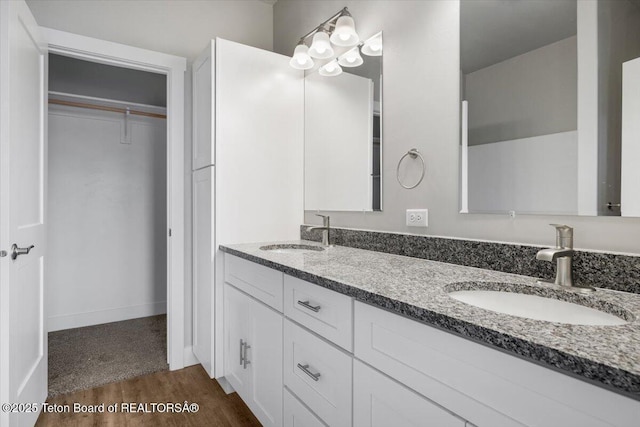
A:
48 91 167 119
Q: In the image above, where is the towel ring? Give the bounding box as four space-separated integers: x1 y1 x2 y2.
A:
396 149 425 189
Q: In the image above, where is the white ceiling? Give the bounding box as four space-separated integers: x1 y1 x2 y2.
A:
461 0 577 74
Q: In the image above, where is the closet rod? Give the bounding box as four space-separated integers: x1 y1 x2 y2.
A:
49 98 167 119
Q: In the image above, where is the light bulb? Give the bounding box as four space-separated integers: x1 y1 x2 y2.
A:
330 15 359 47
338 47 363 67
309 29 334 59
319 60 342 77
289 43 314 70
361 32 383 57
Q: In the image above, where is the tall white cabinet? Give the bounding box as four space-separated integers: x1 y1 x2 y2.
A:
191 38 303 378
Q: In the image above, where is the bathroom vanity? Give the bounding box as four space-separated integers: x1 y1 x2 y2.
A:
218 241 640 427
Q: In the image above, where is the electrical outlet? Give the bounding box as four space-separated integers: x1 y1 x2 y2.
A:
406 209 428 227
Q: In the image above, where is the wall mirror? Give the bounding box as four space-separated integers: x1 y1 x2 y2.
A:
460 0 640 217
304 32 382 212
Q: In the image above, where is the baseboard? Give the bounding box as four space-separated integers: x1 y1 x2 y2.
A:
216 376 235 395
183 346 200 368
48 301 167 332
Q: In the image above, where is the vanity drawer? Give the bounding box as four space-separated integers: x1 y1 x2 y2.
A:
224 254 283 311
284 275 353 351
284 319 352 427
284 388 327 427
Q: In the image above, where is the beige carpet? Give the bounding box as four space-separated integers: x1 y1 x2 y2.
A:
48 315 168 397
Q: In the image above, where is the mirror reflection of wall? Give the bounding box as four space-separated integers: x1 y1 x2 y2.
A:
304 34 382 212
460 0 640 217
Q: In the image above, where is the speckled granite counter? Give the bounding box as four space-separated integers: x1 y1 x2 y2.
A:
220 241 640 400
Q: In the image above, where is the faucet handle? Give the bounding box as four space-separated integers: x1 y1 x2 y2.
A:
549 224 573 248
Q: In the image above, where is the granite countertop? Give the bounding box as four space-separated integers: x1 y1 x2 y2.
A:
219 240 640 400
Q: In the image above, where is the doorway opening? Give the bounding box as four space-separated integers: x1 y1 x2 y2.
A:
46 54 168 396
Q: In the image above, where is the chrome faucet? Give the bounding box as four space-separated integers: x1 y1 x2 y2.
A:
536 224 594 292
307 214 331 246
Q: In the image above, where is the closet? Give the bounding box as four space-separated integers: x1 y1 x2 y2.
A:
46 54 168 394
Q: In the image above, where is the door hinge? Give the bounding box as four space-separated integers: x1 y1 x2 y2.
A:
169 228 172 237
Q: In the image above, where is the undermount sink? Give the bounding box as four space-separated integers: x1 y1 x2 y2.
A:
448 287 629 326
259 244 325 254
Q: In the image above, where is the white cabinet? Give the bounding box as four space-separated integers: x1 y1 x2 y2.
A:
224 284 283 427
223 257 640 427
353 360 465 427
354 301 639 427
191 37 304 377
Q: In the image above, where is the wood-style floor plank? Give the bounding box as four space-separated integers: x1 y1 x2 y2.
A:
36 365 261 427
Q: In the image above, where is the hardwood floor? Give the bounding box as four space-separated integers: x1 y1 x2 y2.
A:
36 365 261 426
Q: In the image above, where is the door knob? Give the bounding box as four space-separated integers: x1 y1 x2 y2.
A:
11 244 34 260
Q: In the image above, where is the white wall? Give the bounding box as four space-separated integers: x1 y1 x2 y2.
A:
49 54 167 106
48 106 167 331
27 0 275 343
468 131 578 214
274 0 640 254
464 36 577 146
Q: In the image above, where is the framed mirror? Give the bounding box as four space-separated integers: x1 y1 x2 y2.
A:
460 0 640 217
304 33 382 212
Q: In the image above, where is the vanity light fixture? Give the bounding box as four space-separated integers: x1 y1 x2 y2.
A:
308 27 334 59
289 41 314 70
338 46 363 67
361 32 383 57
289 7 364 71
319 60 342 77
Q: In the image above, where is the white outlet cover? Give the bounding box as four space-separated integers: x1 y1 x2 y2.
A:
406 209 428 227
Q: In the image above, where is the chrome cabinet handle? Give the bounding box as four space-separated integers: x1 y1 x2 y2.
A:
297 363 321 381
243 343 251 369
11 244 34 260
297 300 321 313
240 339 245 366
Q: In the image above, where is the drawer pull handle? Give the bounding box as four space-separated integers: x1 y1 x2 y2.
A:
297 300 321 313
240 339 245 366
297 363 321 381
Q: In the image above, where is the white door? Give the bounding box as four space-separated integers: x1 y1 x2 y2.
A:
0 1 48 426
247 299 283 427
223 284 249 396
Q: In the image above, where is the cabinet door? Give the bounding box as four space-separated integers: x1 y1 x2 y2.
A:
224 284 250 397
193 167 214 376
353 360 465 427
247 298 283 427
192 40 214 169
